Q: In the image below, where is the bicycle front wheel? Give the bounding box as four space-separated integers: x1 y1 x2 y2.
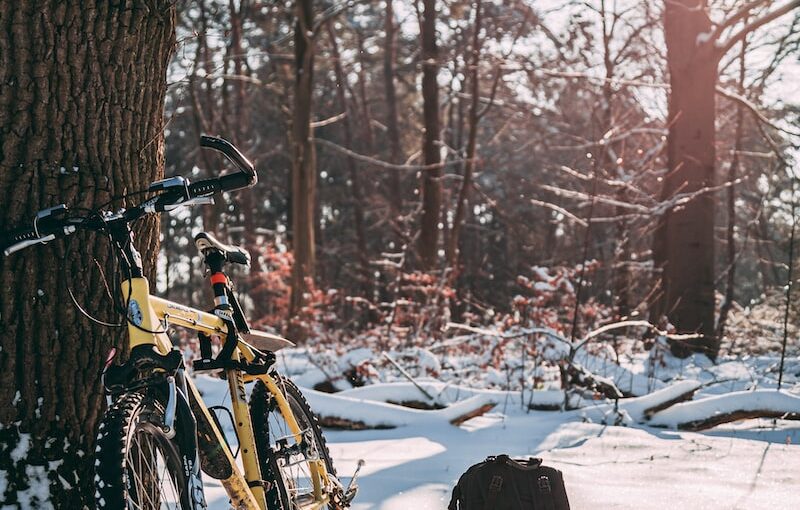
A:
94 391 192 509
250 375 338 509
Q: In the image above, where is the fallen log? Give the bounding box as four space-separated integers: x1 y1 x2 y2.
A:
450 403 497 426
638 380 701 420
649 389 800 431
304 387 498 429
580 380 701 424
674 410 800 432
563 361 624 400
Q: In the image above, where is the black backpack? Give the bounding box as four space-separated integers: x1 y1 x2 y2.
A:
448 455 571 510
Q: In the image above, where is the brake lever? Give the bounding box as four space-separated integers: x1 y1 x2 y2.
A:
162 196 215 211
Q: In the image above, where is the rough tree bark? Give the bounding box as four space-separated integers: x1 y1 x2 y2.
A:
654 0 719 357
417 0 442 269
289 0 317 319
0 1 175 506
654 0 799 358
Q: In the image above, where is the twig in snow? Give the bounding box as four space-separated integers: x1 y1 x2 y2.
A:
381 351 436 402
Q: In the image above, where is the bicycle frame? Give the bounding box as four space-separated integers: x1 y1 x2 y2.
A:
120 275 330 510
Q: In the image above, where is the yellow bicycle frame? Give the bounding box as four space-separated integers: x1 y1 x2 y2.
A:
121 276 330 510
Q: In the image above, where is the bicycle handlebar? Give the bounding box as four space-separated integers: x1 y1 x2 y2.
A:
1 136 256 256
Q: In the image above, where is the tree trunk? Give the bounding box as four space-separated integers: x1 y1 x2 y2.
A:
653 0 719 358
383 0 403 217
289 0 317 319
327 23 371 297
417 0 442 269
717 32 748 340
0 1 175 506
448 0 482 270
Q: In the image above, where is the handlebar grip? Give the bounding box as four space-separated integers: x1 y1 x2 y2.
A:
199 135 256 179
1 227 47 256
188 171 254 198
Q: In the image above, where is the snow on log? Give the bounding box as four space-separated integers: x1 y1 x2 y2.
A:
581 380 701 425
335 381 565 410
628 380 702 420
302 387 498 429
648 389 800 431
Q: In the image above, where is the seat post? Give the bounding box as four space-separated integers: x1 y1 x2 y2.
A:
204 250 230 309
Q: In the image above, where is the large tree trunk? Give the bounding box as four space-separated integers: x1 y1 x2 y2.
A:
0 1 175 506
417 0 442 269
289 0 317 319
654 0 718 357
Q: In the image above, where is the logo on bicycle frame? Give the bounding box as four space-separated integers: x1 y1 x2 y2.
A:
127 299 144 326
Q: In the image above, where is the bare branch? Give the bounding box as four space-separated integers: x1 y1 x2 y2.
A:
712 0 771 39
529 198 589 227
717 0 800 56
310 112 346 128
315 137 474 171
716 86 800 137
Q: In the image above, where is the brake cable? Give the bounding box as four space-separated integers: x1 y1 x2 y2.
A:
60 191 170 334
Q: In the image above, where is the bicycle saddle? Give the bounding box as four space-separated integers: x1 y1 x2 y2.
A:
194 231 251 266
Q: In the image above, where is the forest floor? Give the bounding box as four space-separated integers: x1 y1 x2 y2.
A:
197 349 800 509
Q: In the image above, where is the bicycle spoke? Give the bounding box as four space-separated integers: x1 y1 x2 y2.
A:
125 429 183 509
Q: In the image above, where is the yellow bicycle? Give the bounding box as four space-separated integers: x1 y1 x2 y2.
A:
1 137 358 509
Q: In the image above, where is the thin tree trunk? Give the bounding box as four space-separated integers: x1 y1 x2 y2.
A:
602 2 631 318
383 0 403 218
194 0 228 235
289 0 317 320
354 30 375 152
327 23 371 296
417 0 442 269
448 0 482 269
717 32 748 340
0 1 175 505
653 0 719 357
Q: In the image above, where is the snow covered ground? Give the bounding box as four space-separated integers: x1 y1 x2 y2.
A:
324 415 800 509
199 374 800 509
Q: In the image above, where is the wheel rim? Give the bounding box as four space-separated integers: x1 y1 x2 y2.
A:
125 426 184 510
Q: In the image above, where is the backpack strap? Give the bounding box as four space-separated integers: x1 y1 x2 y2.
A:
484 474 504 510
534 470 556 510
447 483 461 510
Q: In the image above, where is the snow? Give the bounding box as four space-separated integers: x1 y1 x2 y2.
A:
196 373 800 510
304 389 498 428
649 389 800 429
333 380 564 410
572 349 666 396
324 412 800 510
10 432 31 463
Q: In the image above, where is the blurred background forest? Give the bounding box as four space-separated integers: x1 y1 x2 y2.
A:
158 0 799 368
3 3 800 506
